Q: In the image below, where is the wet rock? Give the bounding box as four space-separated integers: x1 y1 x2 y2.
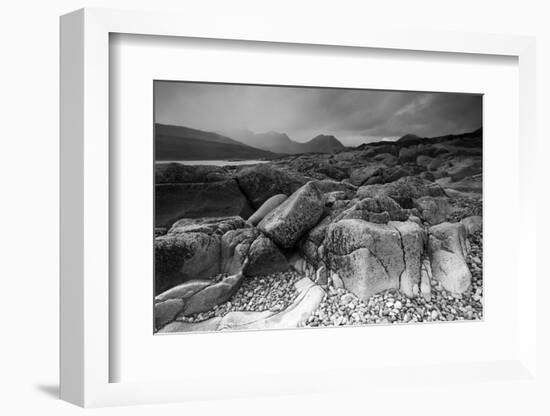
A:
258 181 325 248
428 222 472 294
246 194 288 226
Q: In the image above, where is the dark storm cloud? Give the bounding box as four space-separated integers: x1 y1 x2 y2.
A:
155 82 482 146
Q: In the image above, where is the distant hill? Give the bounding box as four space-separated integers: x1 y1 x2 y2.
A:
155 124 278 161
397 133 421 144
221 129 345 155
357 127 482 150
300 134 345 153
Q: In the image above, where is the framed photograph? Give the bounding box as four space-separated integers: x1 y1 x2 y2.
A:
152 80 484 335
60 8 538 408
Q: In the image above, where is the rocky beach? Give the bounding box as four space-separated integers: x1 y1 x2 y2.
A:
154 128 483 333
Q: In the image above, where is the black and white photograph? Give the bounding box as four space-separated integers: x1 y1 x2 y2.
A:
153 81 483 334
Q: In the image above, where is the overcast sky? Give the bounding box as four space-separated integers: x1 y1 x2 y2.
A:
154 81 482 146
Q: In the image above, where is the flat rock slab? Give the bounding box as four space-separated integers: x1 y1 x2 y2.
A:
155 280 212 303
217 310 276 330
158 317 222 333
225 286 325 331
158 278 324 333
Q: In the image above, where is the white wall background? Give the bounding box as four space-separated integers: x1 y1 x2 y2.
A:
0 0 547 415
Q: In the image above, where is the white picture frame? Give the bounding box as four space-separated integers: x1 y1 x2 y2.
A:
60 7 539 408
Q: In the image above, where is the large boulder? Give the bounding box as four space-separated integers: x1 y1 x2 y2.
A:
155 163 228 184
154 298 185 330
156 180 252 227
428 222 472 294
155 217 247 294
155 233 221 294
258 182 325 248
349 164 385 186
324 219 405 301
246 194 287 226
336 196 410 224
244 234 289 276
236 164 309 209
398 146 418 162
388 221 426 297
372 153 398 167
416 155 434 168
382 166 411 183
356 176 447 208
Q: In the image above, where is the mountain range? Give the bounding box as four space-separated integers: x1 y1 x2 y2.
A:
220 128 345 155
155 123 345 161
